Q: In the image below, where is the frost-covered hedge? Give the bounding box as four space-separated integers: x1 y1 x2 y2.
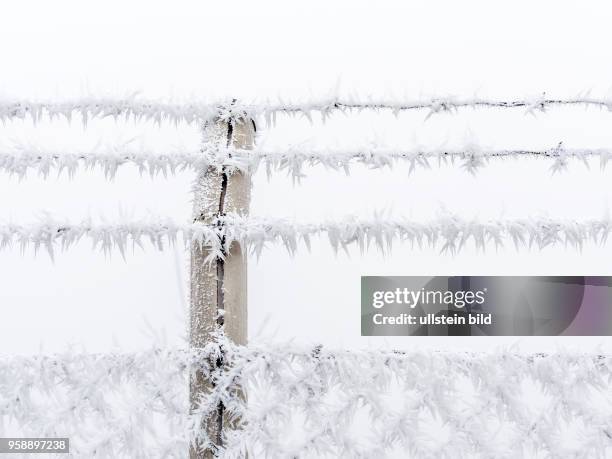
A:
2 342 611 457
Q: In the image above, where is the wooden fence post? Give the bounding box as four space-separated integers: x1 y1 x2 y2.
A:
190 114 254 458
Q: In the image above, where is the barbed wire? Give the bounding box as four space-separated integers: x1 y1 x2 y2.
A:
1 142 608 179
2 213 612 260
2 93 612 125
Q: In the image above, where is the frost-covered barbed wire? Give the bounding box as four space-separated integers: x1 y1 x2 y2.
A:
0 96 222 126
2 213 612 260
241 142 612 179
1 142 609 179
2 341 612 457
2 93 612 125
0 145 246 179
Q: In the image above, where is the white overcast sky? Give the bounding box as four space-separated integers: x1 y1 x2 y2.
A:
2 0 612 354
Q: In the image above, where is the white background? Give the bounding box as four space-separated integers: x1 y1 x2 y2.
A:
2 0 612 354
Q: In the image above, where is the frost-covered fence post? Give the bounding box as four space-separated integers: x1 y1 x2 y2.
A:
190 113 254 458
